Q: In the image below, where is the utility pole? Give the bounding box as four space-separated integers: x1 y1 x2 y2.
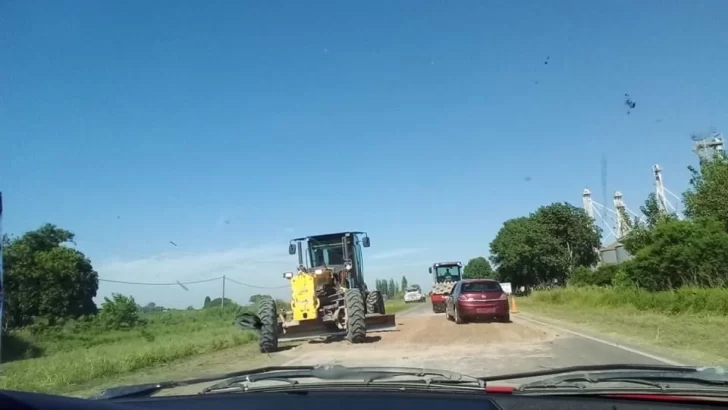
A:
221 275 226 310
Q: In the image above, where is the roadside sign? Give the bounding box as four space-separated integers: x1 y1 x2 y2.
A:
500 282 512 295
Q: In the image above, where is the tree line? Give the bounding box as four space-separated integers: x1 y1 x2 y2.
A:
485 150 728 293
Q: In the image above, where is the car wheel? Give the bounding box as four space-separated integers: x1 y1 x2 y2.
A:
454 307 464 324
501 314 511 323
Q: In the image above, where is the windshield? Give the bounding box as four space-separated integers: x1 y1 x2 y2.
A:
4 1 725 401
435 266 461 282
308 239 345 267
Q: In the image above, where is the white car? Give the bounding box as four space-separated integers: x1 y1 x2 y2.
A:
404 287 426 303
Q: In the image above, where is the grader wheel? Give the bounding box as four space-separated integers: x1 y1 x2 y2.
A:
345 289 366 343
257 298 279 353
366 290 385 314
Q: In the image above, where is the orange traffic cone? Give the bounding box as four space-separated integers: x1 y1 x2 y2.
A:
510 295 519 314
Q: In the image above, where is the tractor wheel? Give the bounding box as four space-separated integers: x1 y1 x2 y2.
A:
257 298 279 353
366 290 385 314
345 289 366 343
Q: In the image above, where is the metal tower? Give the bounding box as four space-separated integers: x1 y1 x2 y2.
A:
652 164 682 217
692 131 724 161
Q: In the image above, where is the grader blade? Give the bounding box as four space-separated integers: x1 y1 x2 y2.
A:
277 314 397 343
364 313 397 333
278 319 345 343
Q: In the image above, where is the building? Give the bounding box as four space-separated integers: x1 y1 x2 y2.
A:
599 240 632 265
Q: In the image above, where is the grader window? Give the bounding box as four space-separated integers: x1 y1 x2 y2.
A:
309 241 345 266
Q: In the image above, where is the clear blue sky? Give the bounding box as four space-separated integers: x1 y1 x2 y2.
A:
2 1 727 308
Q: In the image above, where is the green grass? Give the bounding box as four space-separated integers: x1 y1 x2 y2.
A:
0 298 416 395
0 307 256 394
384 299 410 314
518 287 728 365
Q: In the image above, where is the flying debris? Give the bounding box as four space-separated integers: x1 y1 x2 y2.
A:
169 241 178 247
624 93 636 114
544 56 550 65
524 176 532 182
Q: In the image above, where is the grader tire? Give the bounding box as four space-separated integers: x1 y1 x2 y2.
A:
366 290 384 314
257 298 279 353
345 289 366 343
376 291 386 314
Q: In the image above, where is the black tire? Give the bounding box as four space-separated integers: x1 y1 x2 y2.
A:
376 291 386 314
454 307 464 324
366 290 382 314
257 298 279 353
345 289 366 343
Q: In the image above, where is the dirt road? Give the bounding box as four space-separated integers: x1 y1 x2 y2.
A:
153 301 671 396
274 301 667 377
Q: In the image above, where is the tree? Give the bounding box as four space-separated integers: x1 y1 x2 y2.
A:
490 217 570 290
530 202 602 268
683 156 728 230
204 296 212 308
463 257 494 279
388 278 396 297
620 218 728 291
401 276 408 291
2 224 99 328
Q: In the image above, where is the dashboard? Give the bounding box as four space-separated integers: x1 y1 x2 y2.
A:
1 388 725 410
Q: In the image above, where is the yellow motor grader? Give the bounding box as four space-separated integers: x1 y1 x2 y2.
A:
254 231 396 352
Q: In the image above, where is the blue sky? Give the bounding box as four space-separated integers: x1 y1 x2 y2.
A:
2 1 727 308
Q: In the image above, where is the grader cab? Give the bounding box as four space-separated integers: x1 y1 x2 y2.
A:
251 231 396 353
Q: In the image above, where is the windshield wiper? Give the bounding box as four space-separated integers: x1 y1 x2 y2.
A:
95 366 316 399
200 365 484 394
480 364 728 396
95 365 482 399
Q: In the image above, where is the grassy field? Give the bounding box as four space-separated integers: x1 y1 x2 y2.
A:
0 299 411 395
518 287 728 366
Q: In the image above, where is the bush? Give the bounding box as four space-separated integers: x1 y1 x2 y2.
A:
98 294 146 330
568 264 619 287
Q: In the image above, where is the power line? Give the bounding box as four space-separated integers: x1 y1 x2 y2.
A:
226 277 288 289
99 276 223 286
99 275 288 289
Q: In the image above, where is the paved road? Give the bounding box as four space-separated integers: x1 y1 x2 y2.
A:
275 300 667 381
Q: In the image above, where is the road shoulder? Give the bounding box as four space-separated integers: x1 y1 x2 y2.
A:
513 308 703 366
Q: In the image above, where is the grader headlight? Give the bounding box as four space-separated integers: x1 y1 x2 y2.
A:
283 272 294 279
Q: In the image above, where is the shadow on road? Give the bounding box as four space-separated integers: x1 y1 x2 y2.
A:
308 335 382 344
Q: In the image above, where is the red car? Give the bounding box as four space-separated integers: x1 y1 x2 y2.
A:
445 279 510 323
